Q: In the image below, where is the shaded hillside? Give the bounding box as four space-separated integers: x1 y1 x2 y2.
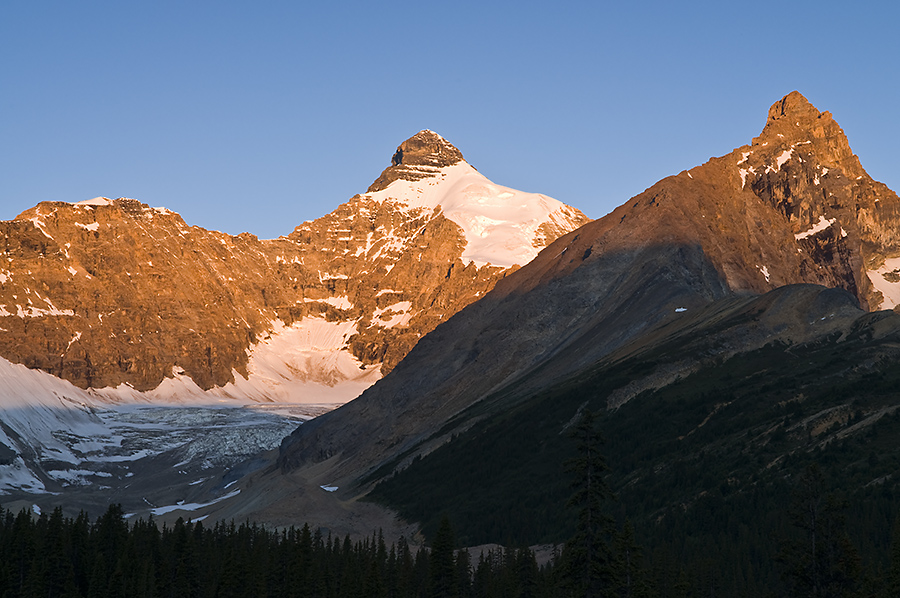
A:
368 284 900 594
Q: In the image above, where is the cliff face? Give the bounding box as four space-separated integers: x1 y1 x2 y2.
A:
0 198 292 391
0 132 589 397
732 90 900 309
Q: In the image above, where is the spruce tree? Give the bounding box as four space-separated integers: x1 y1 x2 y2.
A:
429 516 459 598
560 409 615 598
612 520 651 598
883 514 900 598
779 463 860 598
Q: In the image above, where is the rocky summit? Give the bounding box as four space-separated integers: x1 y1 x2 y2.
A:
368 130 465 191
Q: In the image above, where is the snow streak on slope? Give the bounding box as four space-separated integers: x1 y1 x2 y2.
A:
366 162 583 268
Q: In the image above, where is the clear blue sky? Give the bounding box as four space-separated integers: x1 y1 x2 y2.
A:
3 1 898 239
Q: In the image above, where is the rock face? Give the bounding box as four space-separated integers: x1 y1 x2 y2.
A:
0 198 291 391
275 92 900 489
0 134 589 398
734 91 900 309
368 130 465 191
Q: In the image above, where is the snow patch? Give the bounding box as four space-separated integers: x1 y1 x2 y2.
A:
373 301 413 328
795 215 836 240
867 257 900 310
304 296 354 310
739 166 756 189
75 222 100 232
0 456 47 494
777 150 793 168
66 331 82 351
28 216 53 239
1 302 76 318
149 489 241 516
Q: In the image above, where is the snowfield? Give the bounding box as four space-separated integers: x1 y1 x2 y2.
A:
366 161 584 268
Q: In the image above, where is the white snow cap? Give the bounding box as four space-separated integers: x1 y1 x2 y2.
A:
366 159 583 268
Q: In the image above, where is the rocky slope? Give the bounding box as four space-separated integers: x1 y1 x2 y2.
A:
0 131 588 401
273 92 900 497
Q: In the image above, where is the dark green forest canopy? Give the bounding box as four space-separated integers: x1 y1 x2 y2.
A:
0 502 662 598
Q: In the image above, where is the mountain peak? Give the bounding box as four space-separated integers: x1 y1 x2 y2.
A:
752 90 866 181
766 90 821 123
367 130 465 192
390 130 464 168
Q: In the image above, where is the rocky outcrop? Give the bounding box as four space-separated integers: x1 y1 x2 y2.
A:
0 133 589 395
735 91 900 309
367 130 465 192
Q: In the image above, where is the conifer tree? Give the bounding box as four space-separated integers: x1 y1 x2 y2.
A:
560 409 616 598
779 463 860 598
889 515 900 597
612 520 651 598
429 516 459 598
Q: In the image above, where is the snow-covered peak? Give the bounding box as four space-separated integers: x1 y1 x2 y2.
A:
365 161 586 268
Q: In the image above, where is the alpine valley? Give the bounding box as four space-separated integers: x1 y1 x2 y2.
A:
4 93 900 595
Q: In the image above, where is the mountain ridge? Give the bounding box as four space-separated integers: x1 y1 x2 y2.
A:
0 132 587 396
273 91 900 500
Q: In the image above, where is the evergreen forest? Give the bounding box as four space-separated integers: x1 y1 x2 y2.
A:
3 411 900 597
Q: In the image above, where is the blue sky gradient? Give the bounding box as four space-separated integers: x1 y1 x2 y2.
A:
3 1 898 238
